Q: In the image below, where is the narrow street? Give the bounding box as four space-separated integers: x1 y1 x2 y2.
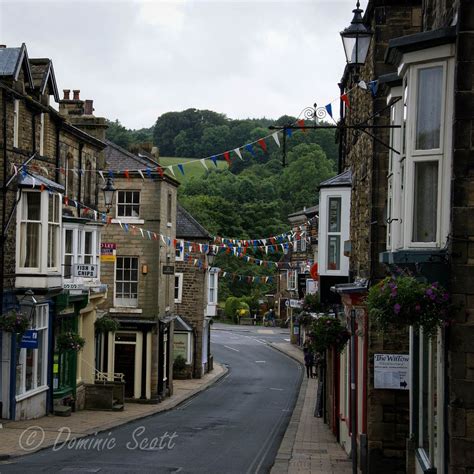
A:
1 325 302 474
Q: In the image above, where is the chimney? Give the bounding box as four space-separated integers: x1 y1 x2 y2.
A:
84 99 94 115
73 89 80 100
63 89 70 100
0 45 6 49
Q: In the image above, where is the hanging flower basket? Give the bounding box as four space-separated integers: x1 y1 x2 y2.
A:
56 332 85 352
95 316 119 333
310 316 350 355
0 310 30 334
302 294 325 313
366 275 453 338
297 312 314 327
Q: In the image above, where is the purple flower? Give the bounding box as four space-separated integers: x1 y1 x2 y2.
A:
442 293 449 301
426 289 433 296
430 293 436 300
394 304 401 314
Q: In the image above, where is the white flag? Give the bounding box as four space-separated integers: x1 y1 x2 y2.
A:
168 166 175 177
272 132 280 147
98 171 105 183
234 148 243 160
200 159 208 170
358 80 367 90
138 170 145 180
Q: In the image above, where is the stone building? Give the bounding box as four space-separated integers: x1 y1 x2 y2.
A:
97 140 179 401
0 44 107 420
327 0 474 472
174 204 215 378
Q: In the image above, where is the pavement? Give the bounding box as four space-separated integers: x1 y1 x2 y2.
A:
270 342 352 474
0 362 227 460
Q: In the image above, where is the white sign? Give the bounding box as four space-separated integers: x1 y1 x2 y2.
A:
63 283 86 290
374 353 409 390
289 299 302 309
73 264 97 278
306 279 318 295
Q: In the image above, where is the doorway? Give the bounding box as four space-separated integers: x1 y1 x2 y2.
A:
114 332 137 398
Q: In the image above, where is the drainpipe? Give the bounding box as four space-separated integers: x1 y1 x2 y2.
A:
1 89 7 315
350 308 358 474
55 126 60 184
338 82 345 174
78 143 83 217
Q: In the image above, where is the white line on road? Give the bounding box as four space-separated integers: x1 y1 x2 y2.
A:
224 345 240 352
255 361 266 363
269 387 284 391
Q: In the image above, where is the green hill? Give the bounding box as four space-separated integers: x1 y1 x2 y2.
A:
159 156 228 183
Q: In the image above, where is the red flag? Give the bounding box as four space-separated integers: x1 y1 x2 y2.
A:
40 184 45 192
124 169 130 180
64 196 69 206
223 151 231 164
257 139 267 152
173 239 177 247
341 93 350 108
157 166 164 178
297 119 306 132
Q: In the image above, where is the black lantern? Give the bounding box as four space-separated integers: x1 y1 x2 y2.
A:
102 177 116 213
207 248 216 267
340 1 372 77
20 289 37 321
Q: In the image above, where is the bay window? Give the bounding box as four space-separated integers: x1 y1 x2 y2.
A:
19 192 41 269
115 256 139 307
327 197 342 270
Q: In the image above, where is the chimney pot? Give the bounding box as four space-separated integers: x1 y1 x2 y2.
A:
84 99 94 115
73 89 80 100
63 89 70 100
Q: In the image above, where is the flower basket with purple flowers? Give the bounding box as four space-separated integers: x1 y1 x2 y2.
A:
366 275 453 338
56 332 85 352
310 316 350 355
0 310 30 334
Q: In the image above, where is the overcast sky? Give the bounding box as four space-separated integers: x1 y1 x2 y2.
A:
1 0 368 130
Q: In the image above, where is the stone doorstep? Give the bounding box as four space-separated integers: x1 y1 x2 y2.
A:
0 363 227 460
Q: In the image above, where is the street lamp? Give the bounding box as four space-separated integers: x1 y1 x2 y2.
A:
207 248 216 267
20 289 37 321
340 0 372 81
102 177 116 213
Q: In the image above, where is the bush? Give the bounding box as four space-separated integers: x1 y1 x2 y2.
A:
173 355 187 372
302 294 325 313
224 297 240 319
240 296 258 313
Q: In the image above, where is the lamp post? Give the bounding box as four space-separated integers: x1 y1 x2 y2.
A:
206 248 216 268
340 0 373 83
20 289 37 322
102 177 116 213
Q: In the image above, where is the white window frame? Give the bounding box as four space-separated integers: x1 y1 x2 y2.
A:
13 99 19 148
327 196 342 271
293 228 307 253
47 193 61 270
16 190 62 274
15 304 49 401
287 269 297 291
114 256 139 307
39 112 45 156
174 273 183 303
175 239 184 261
392 45 454 251
208 269 218 304
116 190 141 220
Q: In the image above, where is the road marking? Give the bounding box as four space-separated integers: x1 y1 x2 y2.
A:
269 387 284 391
255 360 266 363
257 329 274 334
224 345 240 352
284 338 290 342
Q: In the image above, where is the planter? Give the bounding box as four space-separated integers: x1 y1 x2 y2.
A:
0 310 30 334
310 316 349 355
56 332 85 352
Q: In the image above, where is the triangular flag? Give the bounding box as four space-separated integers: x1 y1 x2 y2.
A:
286 128 292 137
245 144 255 156
146 167 152 178
368 80 378 98
157 166 164 178
358 80 367 90
341 93 350 108
272 132 280 148
257 139 267 152
167 166 175 177
233 148 243 160
200 159 208 170
297 119 306 132
138 170 145 180
325 104 333 118
124 169 130 180
211 156 218 167
177 164 185 175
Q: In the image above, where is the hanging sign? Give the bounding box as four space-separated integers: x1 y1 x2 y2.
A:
101 242 116 262
20 330 39 349
374 353 409 390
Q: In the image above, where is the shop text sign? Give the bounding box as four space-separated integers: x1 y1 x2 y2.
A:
73 264 97 278
101 242 116 262
374 353 409 390
20 330 38 349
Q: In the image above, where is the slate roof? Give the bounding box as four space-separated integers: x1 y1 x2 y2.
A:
29 58 59 101
18 171 65 193
318 169 352 189
0 44 33 85
174 315 193 332
176 204 211 240
288 205 319 219
104 140 160 171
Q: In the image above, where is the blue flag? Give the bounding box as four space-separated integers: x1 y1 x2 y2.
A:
178 164 185 175
325 104 333 118
211 156 218 167
245 144 255 156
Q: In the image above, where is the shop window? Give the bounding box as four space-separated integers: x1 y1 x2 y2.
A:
16 304 49 398
116 191 140 219
115 256 139 307
174 273 183 303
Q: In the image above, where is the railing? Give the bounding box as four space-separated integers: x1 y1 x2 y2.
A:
80 357 125 383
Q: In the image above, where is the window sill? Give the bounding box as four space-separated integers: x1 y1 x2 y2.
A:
110 307 142 314
112 218 144 225
16 385 49 402
379 248 447 264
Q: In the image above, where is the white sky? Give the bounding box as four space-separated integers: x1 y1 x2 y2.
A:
0 0 368 129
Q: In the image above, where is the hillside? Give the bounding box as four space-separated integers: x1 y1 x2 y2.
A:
159 157 228 183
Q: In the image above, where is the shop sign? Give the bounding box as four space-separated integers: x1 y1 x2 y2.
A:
173 333 188 361
101 242 116 262
19 329 38 349
374 353 409 390
162 265 175 275
306 279 318 295
288 299 302 309
73 264 97 278
293 325 300 335
63 283 86 290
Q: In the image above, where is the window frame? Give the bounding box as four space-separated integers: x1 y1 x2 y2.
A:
114 256 139 308
327 196 342 271
174 273 183 303
175 239 184 261
39 112 45 156
116 190 141 220
208 270 218 304
287 269 297 291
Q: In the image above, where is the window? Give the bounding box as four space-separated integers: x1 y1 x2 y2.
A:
174 273 183 303
84 159 93 207
16 304 49 398
13 99 19 148
117 191 140 218
327 197 341 270
47 193 61 269
293 229 307 253
39 112 45 156
115 256 139 307
175 239 184 261
385 50 454 251
64 229 73 279
19 192 41 269
167 192 172 226
208 271 218 304
287 269 297 291
66 153 74 198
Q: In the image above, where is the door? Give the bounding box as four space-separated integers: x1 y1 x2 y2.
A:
114 333 136 398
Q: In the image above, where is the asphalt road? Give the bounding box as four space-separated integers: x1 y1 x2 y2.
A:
1 324 302 474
